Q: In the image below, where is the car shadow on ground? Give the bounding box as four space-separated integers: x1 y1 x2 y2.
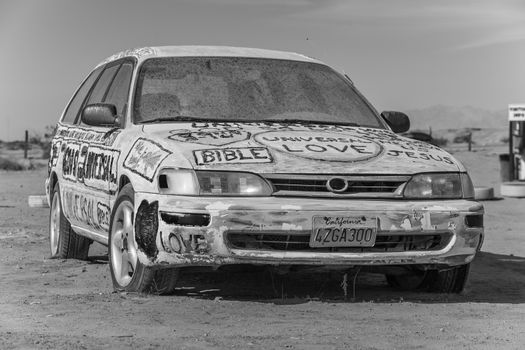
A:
163 251 525 304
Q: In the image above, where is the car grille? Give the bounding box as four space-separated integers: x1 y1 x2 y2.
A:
263 174 409 198
226 231 452 253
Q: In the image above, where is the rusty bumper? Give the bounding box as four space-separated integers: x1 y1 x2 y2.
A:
133 192 484 268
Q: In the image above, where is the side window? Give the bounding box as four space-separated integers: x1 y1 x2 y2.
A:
61 66 103 124
104 63 133 117
86 64 119 105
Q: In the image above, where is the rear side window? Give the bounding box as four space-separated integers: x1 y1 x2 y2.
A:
61 66 103 124
86 64 119 105
104 62 134 117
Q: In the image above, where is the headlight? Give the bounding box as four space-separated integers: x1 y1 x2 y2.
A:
158 169 199 195
158 169 273 196
403 173 474 199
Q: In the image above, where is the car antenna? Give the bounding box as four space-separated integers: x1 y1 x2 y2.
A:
344 73 354 85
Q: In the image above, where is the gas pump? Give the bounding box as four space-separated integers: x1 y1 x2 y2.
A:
508 104 525 181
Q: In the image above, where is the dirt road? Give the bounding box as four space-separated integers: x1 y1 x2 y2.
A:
1 149 525 349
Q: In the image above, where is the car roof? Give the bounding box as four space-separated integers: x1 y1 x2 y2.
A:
96 46 323 68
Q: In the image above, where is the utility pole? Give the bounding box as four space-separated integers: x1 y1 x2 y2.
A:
24 130 28 159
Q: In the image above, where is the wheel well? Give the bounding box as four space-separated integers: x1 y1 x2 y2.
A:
118 175 131 192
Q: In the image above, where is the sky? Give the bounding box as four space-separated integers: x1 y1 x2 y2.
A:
1 0 524 140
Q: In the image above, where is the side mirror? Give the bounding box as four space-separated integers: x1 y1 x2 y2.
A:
81 103 118 127
381 111 410 133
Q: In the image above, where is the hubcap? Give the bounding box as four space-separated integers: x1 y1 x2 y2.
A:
49 193 60 257
110 201 137 287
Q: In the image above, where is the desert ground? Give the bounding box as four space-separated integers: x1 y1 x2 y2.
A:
1 141 524 349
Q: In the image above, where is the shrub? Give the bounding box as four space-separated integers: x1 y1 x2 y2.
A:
41 124 56 159
453 133 473 144
41 142 51 159
0 157 24 170
432 137 448 147
6 141 28 150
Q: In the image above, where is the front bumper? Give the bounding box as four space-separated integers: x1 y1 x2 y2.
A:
133 192 484 269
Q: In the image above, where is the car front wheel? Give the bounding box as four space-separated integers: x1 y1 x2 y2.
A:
427 263 471 293
108 184 179 294
386 263 470 294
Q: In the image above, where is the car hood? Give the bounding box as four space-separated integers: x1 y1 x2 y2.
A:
142 122 463 174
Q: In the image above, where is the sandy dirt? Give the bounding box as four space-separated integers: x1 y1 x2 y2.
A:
1 147 525 349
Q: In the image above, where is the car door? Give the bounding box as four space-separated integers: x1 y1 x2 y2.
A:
61 60 134 236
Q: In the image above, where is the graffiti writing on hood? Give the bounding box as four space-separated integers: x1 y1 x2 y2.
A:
62 142 120 193
167 121 370 147
189 121 348 132
386 149 454 164
349 128 455 165
254 130 383 162
168 121 353 147
164 122 457 166
124 138 171 181
193 147 273 165
168 126 251 146
250 126 456 166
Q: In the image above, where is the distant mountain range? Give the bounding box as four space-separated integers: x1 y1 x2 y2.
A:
403 105 507 131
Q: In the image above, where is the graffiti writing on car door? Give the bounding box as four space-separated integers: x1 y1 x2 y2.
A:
62 188 111 231
62 142 120 193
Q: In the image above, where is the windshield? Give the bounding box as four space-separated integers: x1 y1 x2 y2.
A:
133 57 383 128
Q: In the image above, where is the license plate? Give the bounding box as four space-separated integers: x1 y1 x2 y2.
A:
310 216 377 248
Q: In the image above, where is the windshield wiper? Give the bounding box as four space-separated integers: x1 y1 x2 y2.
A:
139 116 361 127
262 118 359 127
139 116 214 124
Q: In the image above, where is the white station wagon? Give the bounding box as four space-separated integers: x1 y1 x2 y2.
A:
46 46 484 294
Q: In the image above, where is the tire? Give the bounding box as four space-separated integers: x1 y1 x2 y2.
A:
49 183 92 259
108 184 179 294
386 263 470 294
427 263 470 293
